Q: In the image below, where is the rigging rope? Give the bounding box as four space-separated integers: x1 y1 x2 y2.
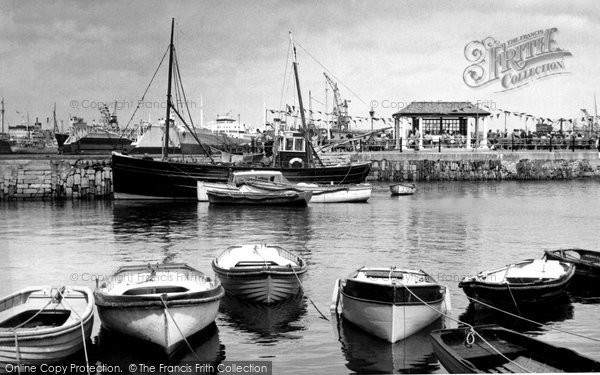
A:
121 45 170 140
293 40 370 109
289 265 329 321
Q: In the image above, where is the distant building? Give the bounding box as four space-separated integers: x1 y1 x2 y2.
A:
392 101 491 149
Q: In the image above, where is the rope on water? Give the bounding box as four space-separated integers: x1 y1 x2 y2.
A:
289 265 329 321
394 280 531 373
450 288 600 343
56 288 90 375
159 295 202 361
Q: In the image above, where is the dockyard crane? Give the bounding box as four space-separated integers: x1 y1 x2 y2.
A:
323 72 350 132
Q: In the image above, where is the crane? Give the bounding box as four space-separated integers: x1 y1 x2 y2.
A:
323 72 350 132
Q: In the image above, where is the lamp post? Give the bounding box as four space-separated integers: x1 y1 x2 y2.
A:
369 107 375 132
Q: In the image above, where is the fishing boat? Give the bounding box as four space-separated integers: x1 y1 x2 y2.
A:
331 267 450 343
94 263 224 354
212 244 307 304
61 116 133 155
430 324 600 373
0 286 94 367
207 189 311 206
390 183 416 196
112 20 370 200
544 248 600 281
459 259 575 308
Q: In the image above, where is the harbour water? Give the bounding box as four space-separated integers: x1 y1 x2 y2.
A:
2 180 600 374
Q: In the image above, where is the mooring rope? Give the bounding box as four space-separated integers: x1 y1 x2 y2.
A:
504 282 522 315
450 288 600 343
289 265 329 321
159 295 202 361
56 288 90 375
394 280 531 373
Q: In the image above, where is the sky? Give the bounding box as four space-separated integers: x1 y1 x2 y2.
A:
0 0 599 132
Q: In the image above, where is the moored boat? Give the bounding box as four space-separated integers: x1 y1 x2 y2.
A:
212 244 307 304
390 183 416 196
332 267 450 343
207 189 311 206
459 259 574 309
0 286 94 367
247 179 372 203
430 324 600 373
111 20 370 200
94 263 224 354
544 248 600 281
197 170 292 202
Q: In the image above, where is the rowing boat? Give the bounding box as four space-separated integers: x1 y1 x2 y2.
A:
0 286 94 367
94 263 224 354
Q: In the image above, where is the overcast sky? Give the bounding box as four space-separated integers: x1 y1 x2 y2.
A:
1 0 598 131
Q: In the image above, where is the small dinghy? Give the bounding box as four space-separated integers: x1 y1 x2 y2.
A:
430 324 600 373
390 183 416 196
212 244 307 304
544 248 600 281
331 267 450 343
94 263 224 354
0 286 94 367
459 259 574 308
247 180 372 203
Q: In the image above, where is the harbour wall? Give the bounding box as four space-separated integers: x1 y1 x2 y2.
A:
0 151 599 200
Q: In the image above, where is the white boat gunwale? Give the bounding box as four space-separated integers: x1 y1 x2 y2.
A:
212 245 307 276
94 263 224 308
462 259 575 287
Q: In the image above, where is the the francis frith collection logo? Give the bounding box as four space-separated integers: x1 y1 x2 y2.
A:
463 28 572 91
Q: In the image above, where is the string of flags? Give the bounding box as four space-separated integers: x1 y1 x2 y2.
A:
267 106 394 125
480 104 599 126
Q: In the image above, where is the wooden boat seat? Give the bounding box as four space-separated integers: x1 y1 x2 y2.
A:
453 340 526 362
235 261 279 267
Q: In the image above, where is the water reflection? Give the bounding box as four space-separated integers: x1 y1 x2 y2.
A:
94 323 224 373
333 316 443 374
219 293 307 343
112 202 200 244
458 301 574 335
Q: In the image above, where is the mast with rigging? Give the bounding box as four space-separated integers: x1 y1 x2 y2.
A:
162 18 175 159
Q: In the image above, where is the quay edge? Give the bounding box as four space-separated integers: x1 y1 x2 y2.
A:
1 151 599 200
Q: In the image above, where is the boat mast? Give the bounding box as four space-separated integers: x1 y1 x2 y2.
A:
162 18 175 159
53 103 58 133
1 98 4 134
289 32 312 166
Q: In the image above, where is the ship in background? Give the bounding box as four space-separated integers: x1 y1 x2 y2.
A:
0 99 11 154
60 102 133 154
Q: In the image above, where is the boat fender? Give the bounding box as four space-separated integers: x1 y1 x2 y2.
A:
442 285 452 312
330 279 341 315
289 157 304 168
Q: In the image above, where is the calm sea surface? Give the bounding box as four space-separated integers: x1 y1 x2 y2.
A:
2 180 600 374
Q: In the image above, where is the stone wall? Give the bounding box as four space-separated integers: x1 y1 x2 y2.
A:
353 151 600 181
1 151 599 200
0 156 112 200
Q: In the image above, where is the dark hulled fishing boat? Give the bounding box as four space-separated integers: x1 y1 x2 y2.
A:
112 22 370 200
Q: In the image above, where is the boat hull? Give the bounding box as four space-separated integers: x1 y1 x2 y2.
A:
112 152 371 200
309 185 371 203
96 300 220 354
215 273 303 304
0 287 94 367
430 325 600 373
340 294 444 343
207 190 311 206
61 137 133 155
459 261 575 307
390 183 416 196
